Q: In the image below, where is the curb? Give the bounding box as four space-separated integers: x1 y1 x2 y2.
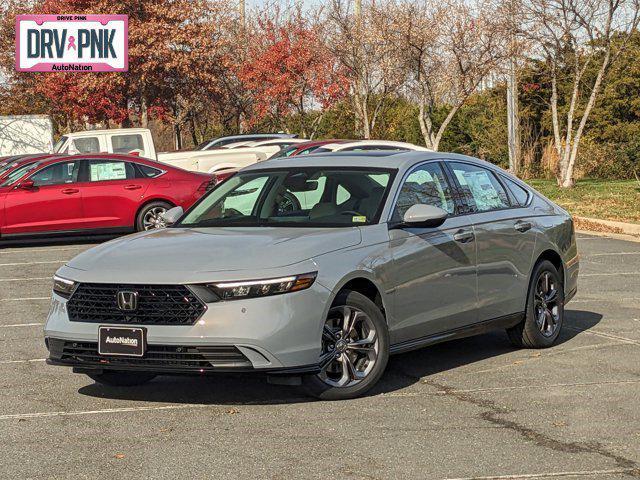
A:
574 216 640 236
576 229 640 243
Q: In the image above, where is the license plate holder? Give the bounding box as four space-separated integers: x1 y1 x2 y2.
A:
98 327 145 357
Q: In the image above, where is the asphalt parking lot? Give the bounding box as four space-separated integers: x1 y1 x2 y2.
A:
1 233 639 479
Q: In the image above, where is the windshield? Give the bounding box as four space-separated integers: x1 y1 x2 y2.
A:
178 167 396 228
0 161 40 186
53 136 68 153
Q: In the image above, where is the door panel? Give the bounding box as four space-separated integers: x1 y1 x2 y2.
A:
3 161 83 234
388 161 478 344
472 210 537 319
446 161 536 320
79 160 150 228
389 218 478 343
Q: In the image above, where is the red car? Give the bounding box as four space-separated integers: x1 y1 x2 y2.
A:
0 153 213 239
269 139 348 159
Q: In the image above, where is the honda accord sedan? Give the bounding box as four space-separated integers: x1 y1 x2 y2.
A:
0 153 214 240
45 152 579 399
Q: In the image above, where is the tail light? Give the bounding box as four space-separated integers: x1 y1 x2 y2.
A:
213 170 236 184
197 180 211 193
196 170 236 195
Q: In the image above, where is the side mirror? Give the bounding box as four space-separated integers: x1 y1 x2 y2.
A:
160 206 183 226
18 180 35 190
402 204 448 228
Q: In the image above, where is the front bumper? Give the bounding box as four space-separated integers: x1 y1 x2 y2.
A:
44 281 332 373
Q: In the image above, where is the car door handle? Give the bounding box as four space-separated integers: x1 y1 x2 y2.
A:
453 229 475 243
61 188 79 194
514 220 533 232
124 184 142 190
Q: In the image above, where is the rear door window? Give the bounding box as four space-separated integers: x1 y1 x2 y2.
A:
86 160 135 182
448 162 510 213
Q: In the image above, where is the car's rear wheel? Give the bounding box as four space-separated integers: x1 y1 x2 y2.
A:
86 370 157 387
507 260 564 348
136 201 173 231
304 290 389 400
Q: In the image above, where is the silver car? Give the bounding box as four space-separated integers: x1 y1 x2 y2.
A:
45 152 579 399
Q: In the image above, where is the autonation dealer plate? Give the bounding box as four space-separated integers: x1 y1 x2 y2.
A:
98 327 145 357
15 14 128 72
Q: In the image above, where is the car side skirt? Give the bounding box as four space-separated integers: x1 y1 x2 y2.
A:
0 226 133 242
389 313 524 355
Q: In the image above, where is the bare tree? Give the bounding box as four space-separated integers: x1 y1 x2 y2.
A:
327 0 403 138
524 0 640 187
385 0 507 151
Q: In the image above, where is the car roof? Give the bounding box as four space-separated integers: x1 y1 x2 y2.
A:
321 140 430 151
65 128 150 137
250 138 309 147
244 150 506 174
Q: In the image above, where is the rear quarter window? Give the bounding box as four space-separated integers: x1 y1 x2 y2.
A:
503 177 531 206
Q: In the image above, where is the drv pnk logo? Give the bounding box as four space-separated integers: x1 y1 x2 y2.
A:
16 14 128 72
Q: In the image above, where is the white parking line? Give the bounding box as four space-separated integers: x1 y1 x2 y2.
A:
0 297 49 302
443 468 637 479
565 326 640 346
0 358 46 365
385 379 640 397
580 272 640 277
0 403 213 420
586 251 640 257
0 277 50 282
0 323 43 328
0 260 65 267
1 246 91 254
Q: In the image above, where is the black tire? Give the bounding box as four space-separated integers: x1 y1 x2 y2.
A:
507 260 564 348
304 290 389 400
135 201 173 231
86 370 157 387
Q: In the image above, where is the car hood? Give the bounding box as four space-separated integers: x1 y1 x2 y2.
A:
62 227 362 283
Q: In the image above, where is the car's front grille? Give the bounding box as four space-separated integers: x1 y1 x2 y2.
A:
66 283 206 326
54 340 252 370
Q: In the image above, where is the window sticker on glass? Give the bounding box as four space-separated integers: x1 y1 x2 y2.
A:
456 171 504 211
90 162 127 181
352 216 367 223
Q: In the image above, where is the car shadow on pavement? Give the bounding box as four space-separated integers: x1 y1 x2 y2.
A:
77 309 602 405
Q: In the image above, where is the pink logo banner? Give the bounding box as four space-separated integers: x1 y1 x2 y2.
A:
16 14 128 72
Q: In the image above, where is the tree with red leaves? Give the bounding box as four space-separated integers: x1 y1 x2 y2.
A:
239 14 348 137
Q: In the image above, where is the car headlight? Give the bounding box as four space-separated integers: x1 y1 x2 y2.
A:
206 272 317 301
52 275 77 298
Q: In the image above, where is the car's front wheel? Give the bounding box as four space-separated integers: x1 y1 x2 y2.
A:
86 370 157 387
304 290 389 400
507 260 564 348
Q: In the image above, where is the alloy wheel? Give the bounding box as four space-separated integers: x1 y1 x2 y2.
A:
534 271 560 337
317 305 379 388
143 206 168 230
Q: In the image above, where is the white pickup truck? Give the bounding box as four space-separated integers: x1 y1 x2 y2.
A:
52 128 299 174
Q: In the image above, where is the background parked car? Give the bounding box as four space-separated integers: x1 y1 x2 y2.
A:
0 153 213 239
195 133 297 150
269 139 349 159
312 140 431 153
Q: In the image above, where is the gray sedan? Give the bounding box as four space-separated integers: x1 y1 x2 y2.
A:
45 152 579 399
